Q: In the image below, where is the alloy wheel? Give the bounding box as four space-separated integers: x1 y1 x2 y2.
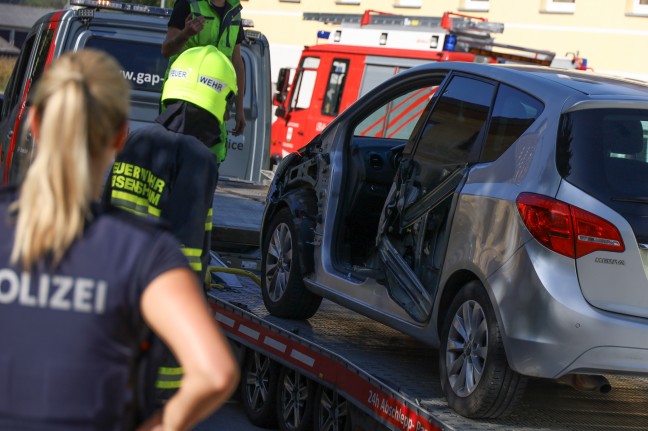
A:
265 222 293 302
445 299 488 397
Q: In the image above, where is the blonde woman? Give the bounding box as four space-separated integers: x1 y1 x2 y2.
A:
0 49 238 430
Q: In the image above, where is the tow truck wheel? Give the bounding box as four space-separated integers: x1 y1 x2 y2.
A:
313 385 351 431
276 367 315 431
439 281 527 418
262 208 322 319
241 350 280 428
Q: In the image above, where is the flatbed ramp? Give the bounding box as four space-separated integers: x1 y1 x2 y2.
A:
207 276 648 431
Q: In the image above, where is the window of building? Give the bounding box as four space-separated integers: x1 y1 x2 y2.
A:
278 0 300 3
336 0 361 4
394 0 422 8
458 0 489 12
626 0 648 16
540 0 576 14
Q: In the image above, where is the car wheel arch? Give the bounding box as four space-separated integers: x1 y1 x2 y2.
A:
262 188 319 277
435 271 516 369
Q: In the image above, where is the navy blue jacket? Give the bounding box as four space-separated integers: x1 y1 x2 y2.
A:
103 120 218 285
0 188 188 430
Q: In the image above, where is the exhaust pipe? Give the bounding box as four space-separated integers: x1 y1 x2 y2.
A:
558 374 612 394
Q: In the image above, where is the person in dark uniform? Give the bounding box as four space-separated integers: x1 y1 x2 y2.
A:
103 45 238 413
162 0 246 168
0 49 239 430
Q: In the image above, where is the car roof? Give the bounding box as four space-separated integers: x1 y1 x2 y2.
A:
421 61 648 99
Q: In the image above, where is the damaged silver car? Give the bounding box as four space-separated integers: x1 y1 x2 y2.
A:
260 62 648 418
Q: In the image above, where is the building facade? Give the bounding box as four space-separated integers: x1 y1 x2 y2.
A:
240 0 648 82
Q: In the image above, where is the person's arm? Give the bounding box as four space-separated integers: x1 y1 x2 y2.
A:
140 267 239 431
162 15 205 58
231 43 246 136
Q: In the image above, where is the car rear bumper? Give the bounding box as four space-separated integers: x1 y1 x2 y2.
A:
490 241 648 378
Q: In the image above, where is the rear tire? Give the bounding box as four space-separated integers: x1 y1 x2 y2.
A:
439 281 527 418
313 385 351 431
276 367 315 431
261 208 322 319
241 351 280 428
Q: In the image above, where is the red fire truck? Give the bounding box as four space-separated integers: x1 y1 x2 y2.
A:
270 10 587 164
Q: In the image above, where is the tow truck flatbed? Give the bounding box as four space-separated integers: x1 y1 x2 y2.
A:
206 274 648 431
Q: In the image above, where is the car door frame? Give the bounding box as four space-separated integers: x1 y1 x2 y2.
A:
375 71 498 323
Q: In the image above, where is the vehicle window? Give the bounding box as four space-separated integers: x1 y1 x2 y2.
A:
85 37 166 92
1 34 36 118
358 64 397 98
558 108 648 204
30 28 54 89
481 84 543 162
355 86 438 140
322 59 348 117
290 56 320 111
412 75 495 190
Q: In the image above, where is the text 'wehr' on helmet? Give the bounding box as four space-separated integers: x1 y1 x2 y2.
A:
161 45 237 123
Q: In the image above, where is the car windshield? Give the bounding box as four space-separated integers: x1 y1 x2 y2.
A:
557 108 648 242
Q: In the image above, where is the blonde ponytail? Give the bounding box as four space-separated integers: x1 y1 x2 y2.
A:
10 49 130 269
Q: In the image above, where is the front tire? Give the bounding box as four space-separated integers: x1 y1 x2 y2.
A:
439 281 527 418
261 208 321 319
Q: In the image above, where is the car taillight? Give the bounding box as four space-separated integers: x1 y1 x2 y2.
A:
516 193 624 259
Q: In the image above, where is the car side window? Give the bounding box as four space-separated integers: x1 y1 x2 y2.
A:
412 75 495 191
481 84 543 162
1 34 36 119
30 28 54 90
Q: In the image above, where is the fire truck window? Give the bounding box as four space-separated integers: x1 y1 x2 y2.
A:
322 59 349 117
290 56 320 111
359 64 397 98
85 37 167 92
355 85 438 140
481 84 543 162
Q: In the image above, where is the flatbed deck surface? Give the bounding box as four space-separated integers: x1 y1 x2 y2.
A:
208 277 648 431
212 180 267 248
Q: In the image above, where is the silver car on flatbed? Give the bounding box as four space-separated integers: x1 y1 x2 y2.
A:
259 61 648 418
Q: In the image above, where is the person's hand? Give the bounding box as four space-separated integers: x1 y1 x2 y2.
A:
182 14 205 38
136 410 163 431
233 105 246 136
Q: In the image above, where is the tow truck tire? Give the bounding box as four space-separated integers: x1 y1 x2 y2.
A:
276 367 315 431
439 281 527 419
313 384 351 431
262 208 322 319
241 350 280 428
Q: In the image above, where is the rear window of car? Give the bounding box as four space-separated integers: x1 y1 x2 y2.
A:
85 37 167 92
557 108 648 240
